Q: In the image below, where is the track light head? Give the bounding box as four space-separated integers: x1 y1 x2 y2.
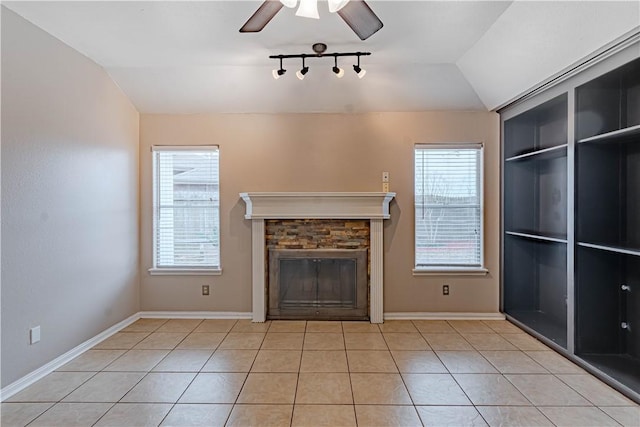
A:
333 56 344 78
353 55 366 79
296 67 309 80
296 57 309 80
273 58 286 80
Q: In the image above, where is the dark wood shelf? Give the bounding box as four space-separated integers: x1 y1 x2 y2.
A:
505 144 567 162
577 242 640 258
506 231 567 244
578 124 640 144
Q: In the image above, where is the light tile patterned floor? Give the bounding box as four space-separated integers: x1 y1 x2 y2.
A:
2 319 639 426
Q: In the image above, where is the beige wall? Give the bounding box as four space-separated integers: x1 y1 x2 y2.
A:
1 8 140 387
140 111 500 314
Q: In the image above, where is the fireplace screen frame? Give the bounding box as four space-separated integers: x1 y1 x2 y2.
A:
268 248 368 320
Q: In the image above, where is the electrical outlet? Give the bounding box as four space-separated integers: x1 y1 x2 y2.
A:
202 285 210 296
442 285 450 296
382 171 390 182
30 326 41 344
382 182 390 192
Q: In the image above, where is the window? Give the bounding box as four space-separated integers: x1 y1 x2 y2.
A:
414 143 485 274
151 146 220 274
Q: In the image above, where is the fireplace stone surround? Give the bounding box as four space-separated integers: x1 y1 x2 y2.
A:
240 192 395 323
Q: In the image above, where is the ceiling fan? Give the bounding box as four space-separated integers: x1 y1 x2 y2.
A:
240 0 383 41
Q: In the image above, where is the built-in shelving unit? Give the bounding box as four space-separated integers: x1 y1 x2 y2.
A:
503 93 568 348
501 46 640 402
575 56 640 395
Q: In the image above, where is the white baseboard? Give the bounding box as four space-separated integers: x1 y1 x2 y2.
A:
384 312 506 320
0 313 140 402
139 311 252 319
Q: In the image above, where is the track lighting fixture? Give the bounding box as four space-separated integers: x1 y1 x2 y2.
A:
272 57 286 80
296 57 309 80
353 54 366 79
269 44 370 80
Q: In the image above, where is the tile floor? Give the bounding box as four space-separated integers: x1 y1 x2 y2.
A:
2 319 639 426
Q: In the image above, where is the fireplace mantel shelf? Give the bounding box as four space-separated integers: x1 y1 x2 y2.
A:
240 192 396 219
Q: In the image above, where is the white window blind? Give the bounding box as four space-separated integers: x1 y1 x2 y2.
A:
152 146 220 270
415 144 483 268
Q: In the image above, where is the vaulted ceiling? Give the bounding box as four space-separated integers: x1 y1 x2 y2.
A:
4 1 639 113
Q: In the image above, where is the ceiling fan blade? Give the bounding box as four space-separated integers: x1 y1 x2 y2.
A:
337 0 383 40
240 0 284 33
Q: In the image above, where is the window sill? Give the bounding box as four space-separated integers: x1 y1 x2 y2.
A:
413 267 488 276
148 268 222 276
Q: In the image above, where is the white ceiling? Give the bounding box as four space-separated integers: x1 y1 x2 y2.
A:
4 1 639 113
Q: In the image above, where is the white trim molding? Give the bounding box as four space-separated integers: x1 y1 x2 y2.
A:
412 267 489 276
385 312 506 320
251 219 266 322
139 311 252 319
369 219 384 323
148 268 222 276
240 192 396 323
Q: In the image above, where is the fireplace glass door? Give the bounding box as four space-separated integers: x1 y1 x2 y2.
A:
268 249 368 320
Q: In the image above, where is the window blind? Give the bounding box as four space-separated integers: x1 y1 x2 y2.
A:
152 147 220 269
415 144 482 268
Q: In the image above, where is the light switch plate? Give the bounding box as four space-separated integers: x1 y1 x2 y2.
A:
30 326 41 344
382 172 390 182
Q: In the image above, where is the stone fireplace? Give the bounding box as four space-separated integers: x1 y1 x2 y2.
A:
240 192 395 323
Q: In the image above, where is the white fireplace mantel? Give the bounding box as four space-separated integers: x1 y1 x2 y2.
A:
240 192 395 323
240 192 395 220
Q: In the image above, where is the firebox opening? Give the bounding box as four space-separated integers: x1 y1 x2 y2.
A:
268 249 368 320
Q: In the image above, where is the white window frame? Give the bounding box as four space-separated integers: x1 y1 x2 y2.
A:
149 145 221 276
413 143 487 276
